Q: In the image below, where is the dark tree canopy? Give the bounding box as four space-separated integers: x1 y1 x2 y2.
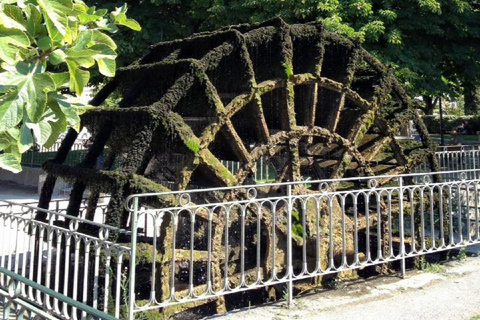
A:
92 0 480 114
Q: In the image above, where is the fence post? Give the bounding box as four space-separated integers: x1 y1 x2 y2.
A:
287 184 293 307
398 177 406 278
128 197 139 320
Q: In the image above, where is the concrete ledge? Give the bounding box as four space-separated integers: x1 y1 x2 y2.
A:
0 167 70 196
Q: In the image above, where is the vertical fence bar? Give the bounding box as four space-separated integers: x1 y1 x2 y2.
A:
128 197 139 320
398 177 406 278
286 184 293 307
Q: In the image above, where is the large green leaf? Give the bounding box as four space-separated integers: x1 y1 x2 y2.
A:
36 0 73 44
26 119 52 145
0 25 30 64
89 44 117 76
18 122 32 153
65 59 90 95
0 133 10 149
0 62 55 125
49 93 85 132
43 117 65 148
110 4 141 31
72 29 117 50
0 91 23 131
0 153 21 173
49 72 70 89
24 4 46 39
66 31 117 77
96 57 115 77
0 4 27 31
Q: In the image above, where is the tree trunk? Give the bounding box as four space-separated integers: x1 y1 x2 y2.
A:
464 81 480 115
422 95 437 115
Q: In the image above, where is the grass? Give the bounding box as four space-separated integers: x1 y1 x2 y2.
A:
430 133 479 143
417 256 446 273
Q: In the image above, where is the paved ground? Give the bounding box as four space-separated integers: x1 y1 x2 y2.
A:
210 255 480 320
0 180 40 201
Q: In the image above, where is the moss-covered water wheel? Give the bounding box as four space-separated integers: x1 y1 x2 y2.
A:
39 18 438 316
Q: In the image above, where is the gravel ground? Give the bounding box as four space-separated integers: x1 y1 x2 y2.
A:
209 254 480 320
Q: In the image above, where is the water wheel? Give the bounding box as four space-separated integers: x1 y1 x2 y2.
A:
39 18 438 316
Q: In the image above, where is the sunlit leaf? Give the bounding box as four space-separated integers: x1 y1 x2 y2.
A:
0 62 55 123
0 25 30 64
18 121 32 153
0 153 21 173
36 0 73 44
65 59 90 95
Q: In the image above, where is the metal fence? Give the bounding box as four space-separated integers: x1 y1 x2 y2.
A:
0 199 131 319
125 169 480 316
20 138 90 168
7 146 480 318
414 145 480 181
0 266 118 320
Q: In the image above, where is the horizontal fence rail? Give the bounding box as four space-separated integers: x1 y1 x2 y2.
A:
125 169 480 316
0 200 131 320
0 266 118 320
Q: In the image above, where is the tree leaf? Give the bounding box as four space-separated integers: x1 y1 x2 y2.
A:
96 57 116 77
49 93 82 131
43 117 65 148
0 4 27 31
49 49 66 65
0 133 10 149
72 29 117 50
0 91 23 131
89 44 117 76
37 36 52 51
65 59 90 95
110 4 141 31
26 119 52 145
0 153 21 173
0 62 55 123
24 4 45 39
36 0 73 44
18 121 32 153
49 72 70 89
0 25 30 64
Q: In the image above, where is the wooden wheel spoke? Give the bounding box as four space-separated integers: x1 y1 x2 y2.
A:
288 137 302 181
223 120 252 163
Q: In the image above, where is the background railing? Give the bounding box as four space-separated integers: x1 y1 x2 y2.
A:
414 146 480 181
20 138 90 168
0 200 131 319
125 169 480 316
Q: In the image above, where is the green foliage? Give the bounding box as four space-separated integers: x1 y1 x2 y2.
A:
99 0 480 115
291 208 306 239
0 0 140 172
417 256 446 273
282 62 293 78
185 138 200 154
423 115 480 134
456 246 468 261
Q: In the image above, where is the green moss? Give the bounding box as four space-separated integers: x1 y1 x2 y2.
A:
185 138 200 154
282 62 294 78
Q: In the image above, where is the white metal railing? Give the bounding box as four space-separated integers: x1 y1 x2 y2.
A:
36 138 90 153
414 147 480 181
0 199 131 319
125 169 480 316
